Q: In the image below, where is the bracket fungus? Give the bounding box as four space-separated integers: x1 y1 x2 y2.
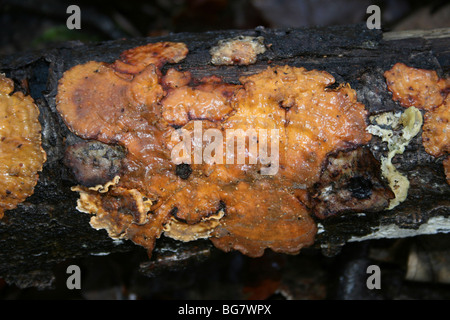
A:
0 73 46 218
385 63 450 185
57 41 388 257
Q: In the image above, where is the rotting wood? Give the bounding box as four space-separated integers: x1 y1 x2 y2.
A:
0 24 448 288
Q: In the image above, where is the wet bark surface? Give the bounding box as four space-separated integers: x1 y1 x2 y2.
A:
0 24 449 289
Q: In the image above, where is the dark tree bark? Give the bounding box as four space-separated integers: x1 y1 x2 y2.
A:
0 24 449 288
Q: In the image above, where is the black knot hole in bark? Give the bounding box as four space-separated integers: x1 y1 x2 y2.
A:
347 176 373 199
176 163 192 180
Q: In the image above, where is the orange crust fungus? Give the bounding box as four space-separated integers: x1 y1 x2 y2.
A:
210 181 317 257
231 65 372 187
112 42 189 75
57 41 379 257
210 36 266 66
385 63 450 183
0 73 46 218
422 96 449 158
384 62 449 111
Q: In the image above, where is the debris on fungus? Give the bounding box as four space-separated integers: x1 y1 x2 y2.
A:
210 36 266 66
112 42 189 75
0 73 46 218
64 141 125 187
385 63 449 185
57 42 376 257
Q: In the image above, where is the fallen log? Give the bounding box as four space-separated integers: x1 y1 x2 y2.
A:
0 24 449 288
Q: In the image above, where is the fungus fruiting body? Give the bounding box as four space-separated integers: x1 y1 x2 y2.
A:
444 157 450 184
210 36 266 66
384 62 448 111
385 63 450 185
0 74 46 218
57 41 390 257
422 96 449 158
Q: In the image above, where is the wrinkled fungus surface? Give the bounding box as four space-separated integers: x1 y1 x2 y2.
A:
422 96 449 158
385 63 449 184
444 157 450 185
0 74 46 218
384 62 449 111
57 41 375 257
64 141 125 187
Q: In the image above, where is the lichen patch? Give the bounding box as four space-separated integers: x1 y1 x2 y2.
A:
57 42 373 257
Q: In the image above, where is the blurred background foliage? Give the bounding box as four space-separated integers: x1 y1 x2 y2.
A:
1 0 449 55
